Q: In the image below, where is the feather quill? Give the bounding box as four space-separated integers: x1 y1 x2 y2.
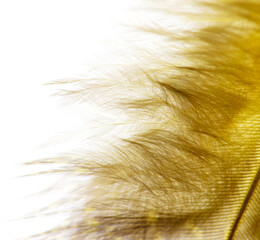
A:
26 0 260 239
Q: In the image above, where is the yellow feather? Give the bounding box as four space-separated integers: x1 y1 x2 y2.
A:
26 0 260 239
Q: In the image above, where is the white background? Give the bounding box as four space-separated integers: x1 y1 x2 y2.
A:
0 1 140 239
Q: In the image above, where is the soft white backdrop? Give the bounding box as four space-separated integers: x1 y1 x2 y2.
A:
0 1 140 239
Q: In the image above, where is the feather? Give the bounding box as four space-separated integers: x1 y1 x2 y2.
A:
26 0 260 239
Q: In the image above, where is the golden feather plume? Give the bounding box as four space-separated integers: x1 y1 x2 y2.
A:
26 0 260 239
